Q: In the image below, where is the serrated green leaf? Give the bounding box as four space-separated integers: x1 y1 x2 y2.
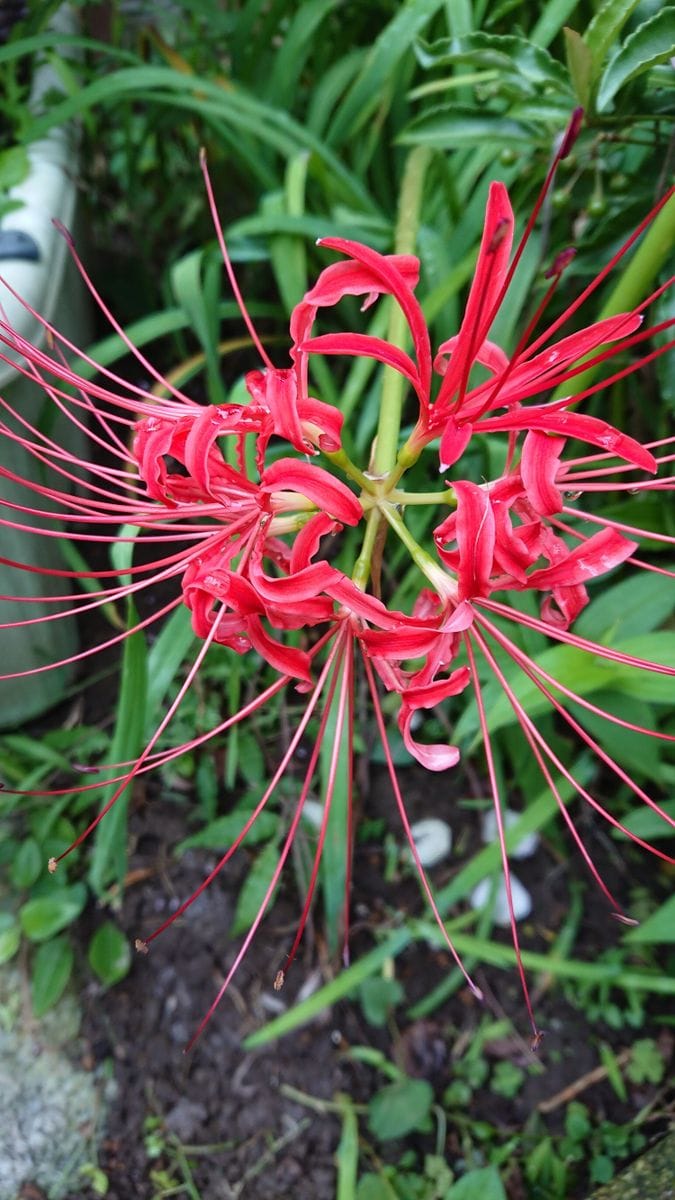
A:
583 0 642 75
368 1077 434 1141
20 884 87 941
626 895 675 944
88 921 132 986
31 936 74 1017
416 32 570 89
597 8 675 111
230 838 280 937
0 913 21 965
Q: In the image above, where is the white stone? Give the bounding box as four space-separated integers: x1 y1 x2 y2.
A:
470 874 533 926
409 818 453 869
481 807 540 859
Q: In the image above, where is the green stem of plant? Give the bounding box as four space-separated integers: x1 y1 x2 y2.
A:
373 145 432 476
352 507 382 588
552 187 675 402
381 504 452 596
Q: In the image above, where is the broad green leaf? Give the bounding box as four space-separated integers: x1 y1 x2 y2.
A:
617 798 675 842
359 977 405 1027
597 8 675 111
20 884 87 942
454 643 619 744
146 603 195 725
614 633 675 703
575 570 675 641
176 809 278 854
230 838 280 936
564 27 594 108
31 936 74 1017
583 0 642 75
0 913 20 965
88 921 132 986
367 1077 434 1141
626 895 675 944
573 691 663 780
10 838 42 890
0 145 28 190
400 106 538 147
447 1166 507 1200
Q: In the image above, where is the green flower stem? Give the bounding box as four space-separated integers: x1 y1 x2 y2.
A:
352 508 382 589
552 187 675 403
323 448 373 492
389 487 455 506
373 145 432 477
381 504 453 597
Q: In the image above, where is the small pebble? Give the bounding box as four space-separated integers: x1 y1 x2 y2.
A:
409 818 453 868
470 874 532 926
481 807 540 859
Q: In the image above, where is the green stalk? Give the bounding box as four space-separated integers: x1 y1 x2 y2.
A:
373 145 432 475
552 188 675 403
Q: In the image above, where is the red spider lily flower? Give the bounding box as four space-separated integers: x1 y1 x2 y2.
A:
1 130 674 1052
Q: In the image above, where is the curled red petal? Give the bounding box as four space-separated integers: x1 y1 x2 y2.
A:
528 528 637 589
478 406 657 473
262 458 362 525
520 431 565 516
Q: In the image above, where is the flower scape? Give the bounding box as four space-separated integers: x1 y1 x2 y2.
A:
1 118 674 1050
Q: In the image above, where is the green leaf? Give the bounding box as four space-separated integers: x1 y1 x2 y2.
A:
31 936 74 1017
416 32 570 89
616 798 675 842
89 603 148 896
367 1078 434 1141
583 0 642 75
146 604 195 725
0 913 21 965
10 838 42 890
327 0 446 144
626 895 675 944
320 658 352 956
88 921 132 986
599 1042 628 1101
0 145 28 190
614 633 675 703
359 977 405 1027
230 838 280 937
446 1166 507 1200
596 8 675 111
176 809 278 854
20 884 87 942
575 571 675 641
564 27 594 108
400 105 538 147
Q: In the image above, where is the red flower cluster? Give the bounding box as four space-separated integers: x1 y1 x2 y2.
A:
1 128 674 1046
